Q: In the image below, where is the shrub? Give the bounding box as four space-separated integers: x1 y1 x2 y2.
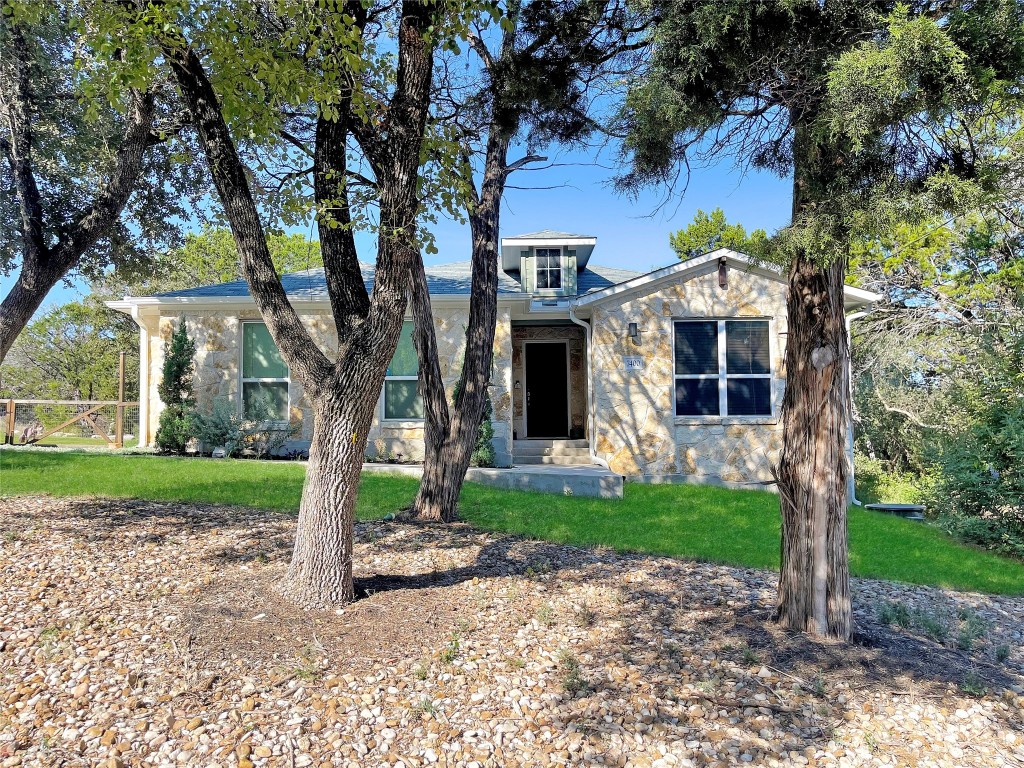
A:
470 389 496 468
192 394 298 458
155 319 196 453
854 455 923 505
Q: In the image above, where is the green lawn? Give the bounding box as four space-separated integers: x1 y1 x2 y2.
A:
2 449 1022 595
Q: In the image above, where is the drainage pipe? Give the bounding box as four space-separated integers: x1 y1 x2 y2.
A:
845 309 872 506
568 300 611 471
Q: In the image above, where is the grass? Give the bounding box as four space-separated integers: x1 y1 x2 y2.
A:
2 449 1023 595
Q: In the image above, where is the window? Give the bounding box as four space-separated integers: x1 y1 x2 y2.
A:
535 247 562 290
673 319 772 417
383 321 424 420
241 322 290 421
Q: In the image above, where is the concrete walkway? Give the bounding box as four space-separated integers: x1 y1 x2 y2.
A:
362 462 623 499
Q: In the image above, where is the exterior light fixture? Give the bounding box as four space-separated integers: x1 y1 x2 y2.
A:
627 322 640 345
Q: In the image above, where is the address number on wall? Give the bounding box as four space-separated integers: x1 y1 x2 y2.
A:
623 356 645 371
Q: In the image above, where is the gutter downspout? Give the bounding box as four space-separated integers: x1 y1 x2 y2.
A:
845 309 872 506
131 305 152 448
568 299 611 471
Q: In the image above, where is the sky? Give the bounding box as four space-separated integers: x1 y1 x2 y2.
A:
1 143 794 316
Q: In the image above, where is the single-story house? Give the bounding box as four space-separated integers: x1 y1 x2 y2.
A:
108 230 879 487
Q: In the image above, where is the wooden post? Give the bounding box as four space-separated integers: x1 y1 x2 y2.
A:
115 352 125 449
4 399 14 444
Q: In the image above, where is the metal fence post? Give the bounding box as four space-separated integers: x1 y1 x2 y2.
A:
115 352 126 449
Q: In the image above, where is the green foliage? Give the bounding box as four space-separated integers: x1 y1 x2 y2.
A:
0 0 200 281
108 228 324 296
155 405 194 454
471 391 496 468
191 394 300 458
157 319 195 408
669 208 769 261
620 0 1024 267
0 299 138 400
155 319 196 453
854 456 923 505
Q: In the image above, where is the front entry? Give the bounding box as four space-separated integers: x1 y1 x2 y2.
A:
525 341 569 438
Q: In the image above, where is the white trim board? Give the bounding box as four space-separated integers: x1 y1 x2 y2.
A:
570 248 882 312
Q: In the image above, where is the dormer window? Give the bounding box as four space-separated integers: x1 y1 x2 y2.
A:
535 248 562 290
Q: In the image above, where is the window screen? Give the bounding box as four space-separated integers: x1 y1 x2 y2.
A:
383 321 424 419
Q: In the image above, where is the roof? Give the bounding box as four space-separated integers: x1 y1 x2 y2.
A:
571 248 882 311
148 261 644 301
505 229 594 240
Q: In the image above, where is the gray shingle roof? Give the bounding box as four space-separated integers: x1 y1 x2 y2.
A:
152 261 642 300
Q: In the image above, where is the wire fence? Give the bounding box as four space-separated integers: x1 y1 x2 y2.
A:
1 400 140 449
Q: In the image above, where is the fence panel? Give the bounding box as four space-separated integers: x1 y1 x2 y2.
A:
2 400 140 449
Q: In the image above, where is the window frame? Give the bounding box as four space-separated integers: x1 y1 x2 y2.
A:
381 319 424 423
239 320 291 423
672 317 775 421
534 247 563 293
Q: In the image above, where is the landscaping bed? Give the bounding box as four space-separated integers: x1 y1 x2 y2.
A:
1 495 1022 768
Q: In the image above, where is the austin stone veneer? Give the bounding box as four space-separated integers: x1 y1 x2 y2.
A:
590 261 787 485
144 306 514 466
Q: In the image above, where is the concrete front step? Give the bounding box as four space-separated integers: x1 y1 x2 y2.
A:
513 439 590 457
362 462 623 499
515 454 594 466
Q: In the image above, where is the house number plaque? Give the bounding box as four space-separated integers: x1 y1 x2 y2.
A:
623 356 644 371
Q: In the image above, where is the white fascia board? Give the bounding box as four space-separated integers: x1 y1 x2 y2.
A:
105 293 519 313
573 247 883 310
502 237 597 248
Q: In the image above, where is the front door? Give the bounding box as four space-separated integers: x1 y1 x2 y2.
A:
525 342 569 438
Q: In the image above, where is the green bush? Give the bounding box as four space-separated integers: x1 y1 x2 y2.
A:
155 405 194 453
192 394 299 458
155 318 197 454
854 455 923 505
471 389 496 468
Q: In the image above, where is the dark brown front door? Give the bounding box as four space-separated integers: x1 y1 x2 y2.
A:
525 342 569 438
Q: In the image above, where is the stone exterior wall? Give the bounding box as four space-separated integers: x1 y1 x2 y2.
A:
145 305 514 466
590 262 787 485
510 325 587 439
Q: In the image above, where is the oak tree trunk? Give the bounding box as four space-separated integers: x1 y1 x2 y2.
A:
160 0 434 607
410 132 508 523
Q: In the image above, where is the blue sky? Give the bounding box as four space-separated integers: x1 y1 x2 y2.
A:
2 144 794 315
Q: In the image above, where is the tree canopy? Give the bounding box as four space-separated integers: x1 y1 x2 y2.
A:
669 208 769 260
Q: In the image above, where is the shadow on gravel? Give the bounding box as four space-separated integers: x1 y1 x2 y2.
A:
7 494 1023 760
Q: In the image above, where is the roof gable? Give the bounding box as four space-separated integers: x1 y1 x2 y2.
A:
570 248 881 312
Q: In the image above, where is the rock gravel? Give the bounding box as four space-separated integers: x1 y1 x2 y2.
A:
1 495 1022 768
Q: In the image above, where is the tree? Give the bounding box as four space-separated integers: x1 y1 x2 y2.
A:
0 298 139 401
619 0 1024 639
669 208 769 261
155 318 196 453
410 0 643 522
115 0 479 606
0 0 197 363
103 228 324 296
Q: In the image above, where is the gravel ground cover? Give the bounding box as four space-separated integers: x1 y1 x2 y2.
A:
1 495 1022 768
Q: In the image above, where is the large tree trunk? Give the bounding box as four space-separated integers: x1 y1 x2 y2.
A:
279 381 377 605
410 132 508 523
776 252 852 640
158 0 434 607
775 122 852 641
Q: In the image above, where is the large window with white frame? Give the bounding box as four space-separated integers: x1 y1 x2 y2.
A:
534 247 562 290
383 321 424 420
673 319 773 417
241 322 290 421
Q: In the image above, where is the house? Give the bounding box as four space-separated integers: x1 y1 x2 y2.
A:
108 231 880 487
